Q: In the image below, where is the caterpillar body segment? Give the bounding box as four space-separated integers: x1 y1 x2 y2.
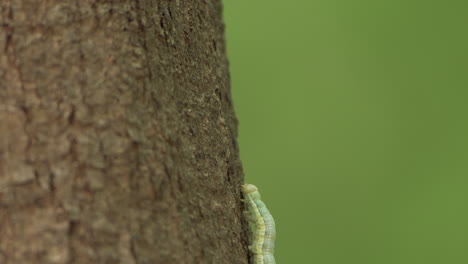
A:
242 184 276 264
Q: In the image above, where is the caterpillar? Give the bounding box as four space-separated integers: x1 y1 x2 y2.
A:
242 184 276 264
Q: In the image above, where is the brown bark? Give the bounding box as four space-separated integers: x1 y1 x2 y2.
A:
0 1 247 263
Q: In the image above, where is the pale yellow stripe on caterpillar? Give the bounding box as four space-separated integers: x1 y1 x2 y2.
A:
246 191 265 264
242 184 276 264
254 199 275 264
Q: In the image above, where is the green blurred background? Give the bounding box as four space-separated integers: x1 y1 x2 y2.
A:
223 1 468 263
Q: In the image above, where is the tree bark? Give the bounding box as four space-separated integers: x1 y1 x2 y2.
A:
0 1 247 263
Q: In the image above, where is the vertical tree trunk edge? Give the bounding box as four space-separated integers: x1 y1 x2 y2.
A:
0 1 248 263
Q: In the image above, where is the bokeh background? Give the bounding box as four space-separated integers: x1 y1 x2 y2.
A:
223 1 468 263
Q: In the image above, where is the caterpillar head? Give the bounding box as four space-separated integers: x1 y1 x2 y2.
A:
242 184 261 200
242 184 258 194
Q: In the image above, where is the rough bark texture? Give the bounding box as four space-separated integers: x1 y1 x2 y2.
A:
0 1 247 263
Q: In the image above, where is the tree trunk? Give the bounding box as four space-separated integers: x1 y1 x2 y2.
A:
0 1 247 263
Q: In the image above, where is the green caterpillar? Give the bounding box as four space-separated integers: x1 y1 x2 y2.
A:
242 184 276 264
